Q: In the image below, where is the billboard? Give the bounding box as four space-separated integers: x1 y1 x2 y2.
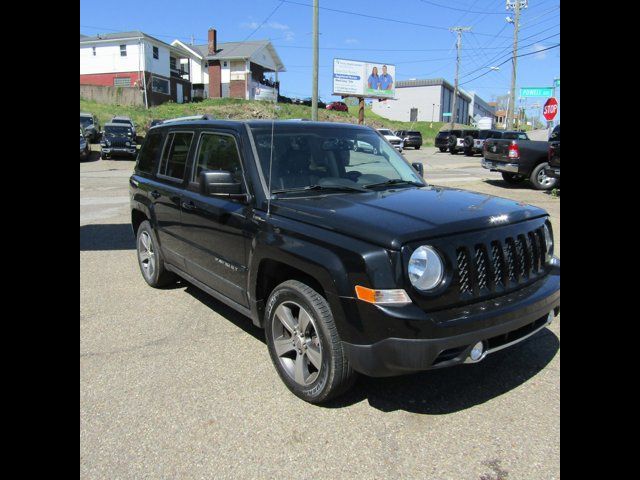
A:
333 58 396 99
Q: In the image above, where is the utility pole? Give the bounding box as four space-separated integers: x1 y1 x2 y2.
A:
506 0 527 130
311 0 319 121
449 26 471 129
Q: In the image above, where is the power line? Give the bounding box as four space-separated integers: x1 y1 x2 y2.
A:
279 0 512 38
460 43 560 86
419 0 508 15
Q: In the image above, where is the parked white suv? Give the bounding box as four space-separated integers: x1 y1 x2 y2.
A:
377 128 404 152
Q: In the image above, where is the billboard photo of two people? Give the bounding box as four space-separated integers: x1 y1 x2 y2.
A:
365 64 394 96
332 59 396 99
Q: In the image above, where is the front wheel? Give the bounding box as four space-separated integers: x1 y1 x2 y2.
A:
530 162 558 190
415 145 420 150
439 147 446 153
265 280 356 404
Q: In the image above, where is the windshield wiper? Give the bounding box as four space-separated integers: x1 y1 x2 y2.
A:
363 179 424 189
272 184 367 194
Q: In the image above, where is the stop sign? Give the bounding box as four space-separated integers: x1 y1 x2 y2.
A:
543 97 558 121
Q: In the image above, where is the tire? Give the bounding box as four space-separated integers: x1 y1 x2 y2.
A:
415 145 420 150
501 172 526 184
439 147 446 153
136 220 177 288
100 153 108 160
265 280 356 404
463 135 474 149
529 162 558 190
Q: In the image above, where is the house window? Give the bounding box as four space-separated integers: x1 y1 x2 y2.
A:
114 77 131 87
92 47 96 56
170 57 176 70
151 76 169 95
223 61 228 67
120 45 127 57
153 46 159 59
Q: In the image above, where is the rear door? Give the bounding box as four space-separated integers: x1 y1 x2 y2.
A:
152 130 195 268
179 129 252 307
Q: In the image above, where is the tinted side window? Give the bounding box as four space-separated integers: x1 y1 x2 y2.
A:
193 133 243 184
158 132 194 181
136 132 164 174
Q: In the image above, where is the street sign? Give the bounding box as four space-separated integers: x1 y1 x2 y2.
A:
520 87 553 98
543 97 558 121
442 112 452 117
554 78 560 87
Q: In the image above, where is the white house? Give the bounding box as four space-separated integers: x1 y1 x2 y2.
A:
80 31 192 105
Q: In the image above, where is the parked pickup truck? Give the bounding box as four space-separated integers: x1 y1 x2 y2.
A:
544 125 560 180
130 119 560 404
482 131 558 190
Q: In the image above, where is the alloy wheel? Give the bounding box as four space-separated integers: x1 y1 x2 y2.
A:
138 231 156 279
271 301 323 386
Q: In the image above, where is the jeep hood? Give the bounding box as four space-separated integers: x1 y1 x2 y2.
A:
271 186 547 249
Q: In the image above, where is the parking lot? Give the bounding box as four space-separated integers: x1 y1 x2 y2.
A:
80 145 559 479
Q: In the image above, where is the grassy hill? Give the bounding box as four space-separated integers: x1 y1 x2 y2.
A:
80 97 449 145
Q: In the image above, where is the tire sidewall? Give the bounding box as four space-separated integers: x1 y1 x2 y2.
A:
265 284 335 402
531 162 558 190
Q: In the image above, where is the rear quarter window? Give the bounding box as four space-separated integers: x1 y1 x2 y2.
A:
157 131 194 181
136 132 164 174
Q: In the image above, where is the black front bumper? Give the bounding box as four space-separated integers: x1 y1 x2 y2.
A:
341 265 560 377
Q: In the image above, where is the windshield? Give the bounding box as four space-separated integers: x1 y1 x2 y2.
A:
378 129 393 136
250 125 424 193
80 116 93 128
407 131 421 136
436 131 450 138
104 126 133 137
113 119 132 126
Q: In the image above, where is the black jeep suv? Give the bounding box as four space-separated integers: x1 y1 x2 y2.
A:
101 123 137 159
130 119 560 404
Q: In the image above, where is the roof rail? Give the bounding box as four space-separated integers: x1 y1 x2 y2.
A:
162 114 215 124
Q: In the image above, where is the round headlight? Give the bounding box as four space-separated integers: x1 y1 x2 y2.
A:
543 223 553 261
126 141 131 147
408 246 444 291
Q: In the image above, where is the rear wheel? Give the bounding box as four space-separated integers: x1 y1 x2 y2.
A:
439 147 446 152
530 162 558 190
415 145 420 150
265 280 356 404
501 172 526 184
136 220 177 288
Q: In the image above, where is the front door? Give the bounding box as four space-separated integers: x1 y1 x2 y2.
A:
180 131 251 307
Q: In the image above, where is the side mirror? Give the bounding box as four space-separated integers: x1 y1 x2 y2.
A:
412 162 424 177
199 170 245 198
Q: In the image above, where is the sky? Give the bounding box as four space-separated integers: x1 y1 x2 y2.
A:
80 0 560 119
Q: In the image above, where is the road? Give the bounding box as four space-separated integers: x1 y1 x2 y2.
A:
80 146 559 479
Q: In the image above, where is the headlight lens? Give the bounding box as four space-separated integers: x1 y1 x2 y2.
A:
125 141 131 147
543 223 553 262
408 246 444 291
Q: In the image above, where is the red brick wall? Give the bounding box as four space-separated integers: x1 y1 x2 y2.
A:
230 79 246 99
208 61 221 98
80 72 142 87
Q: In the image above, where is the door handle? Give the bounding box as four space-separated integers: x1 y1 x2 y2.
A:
150 190 161 199
181 200 197 210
